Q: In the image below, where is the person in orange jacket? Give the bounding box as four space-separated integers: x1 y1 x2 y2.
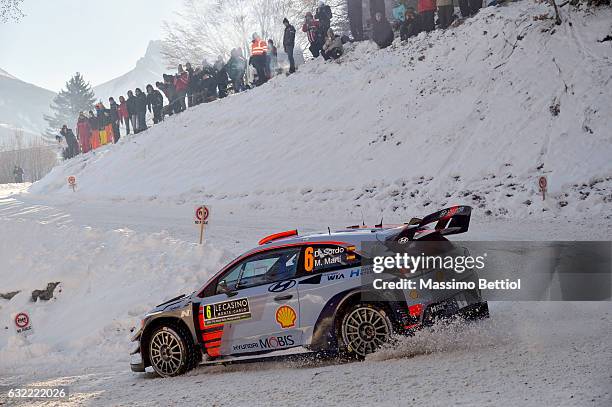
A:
249 33 268 86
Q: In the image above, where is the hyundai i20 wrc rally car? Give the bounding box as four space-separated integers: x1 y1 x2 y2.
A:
130 206 489 377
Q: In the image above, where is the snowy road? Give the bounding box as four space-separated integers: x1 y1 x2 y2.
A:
2 303 611 407
1 186 611 406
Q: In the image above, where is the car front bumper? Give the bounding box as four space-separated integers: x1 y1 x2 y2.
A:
130 351 145 372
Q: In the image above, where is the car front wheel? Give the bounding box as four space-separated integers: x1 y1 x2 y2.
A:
148 323 197 377
340 303 393 358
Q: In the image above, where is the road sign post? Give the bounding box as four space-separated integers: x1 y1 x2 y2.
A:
195 205 210 244
14 312 33 335
67 176 76 192
539 176 547 200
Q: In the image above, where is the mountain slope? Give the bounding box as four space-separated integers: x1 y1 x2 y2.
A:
0 68 55 144
31 2 612 219
93 40 167 102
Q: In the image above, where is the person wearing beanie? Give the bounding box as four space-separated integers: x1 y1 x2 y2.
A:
283 18 297 73
302 12 323 58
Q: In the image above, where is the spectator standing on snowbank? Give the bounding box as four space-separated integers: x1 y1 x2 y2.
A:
185 62 196 108
108 97 121 142
322 28 343 60
347 0 364 40
227 48 247 92
303 12 323 58
157 75 178 116
60 125 79 159
201 60 219 100
250 33 268 86
174 64 189 112
146 84 164 124
315 2 333 38
134 88 148 132
437 0 455 29
214 56 229 98
459 0 482 18
76 112 92 153
283 18 297 74
369 0 387 23
418 0 436 32
393 1 407 23
400 8 420 40
267 39 279 78
118 96 130 135
126 90 138 134
372 12 394 48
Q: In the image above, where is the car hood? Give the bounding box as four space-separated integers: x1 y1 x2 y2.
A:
148 293 193 314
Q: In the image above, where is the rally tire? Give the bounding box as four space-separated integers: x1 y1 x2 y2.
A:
148 322 199 377
338 303 393 359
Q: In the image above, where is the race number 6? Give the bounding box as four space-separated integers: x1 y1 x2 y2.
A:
304 247 314 272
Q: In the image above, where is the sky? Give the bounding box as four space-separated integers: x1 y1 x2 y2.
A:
0 0 181 92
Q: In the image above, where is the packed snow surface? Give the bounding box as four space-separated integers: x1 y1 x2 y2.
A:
30 2 612 221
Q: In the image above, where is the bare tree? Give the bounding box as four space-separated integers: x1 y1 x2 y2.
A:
0 130 58 183
0 0 24 23
161 0 347 67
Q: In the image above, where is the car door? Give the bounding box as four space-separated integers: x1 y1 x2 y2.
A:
198 247 302 357
295 244 362 347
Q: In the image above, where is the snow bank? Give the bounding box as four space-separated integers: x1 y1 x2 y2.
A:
28 2 612 220
0 217 229 374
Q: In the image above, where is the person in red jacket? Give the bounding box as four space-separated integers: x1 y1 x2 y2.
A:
76 112 91 153
174 64 189 113
118 95 130 135
302 12 323 58
418 0 436 32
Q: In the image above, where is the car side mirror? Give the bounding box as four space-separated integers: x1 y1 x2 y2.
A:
218 280 238 297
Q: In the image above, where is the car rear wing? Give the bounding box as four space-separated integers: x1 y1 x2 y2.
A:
389 206 472 242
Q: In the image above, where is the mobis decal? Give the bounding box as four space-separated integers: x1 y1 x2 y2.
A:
232 335 296 353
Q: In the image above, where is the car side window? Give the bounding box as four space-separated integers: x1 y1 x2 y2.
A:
216 248 301 294
301 244 361 274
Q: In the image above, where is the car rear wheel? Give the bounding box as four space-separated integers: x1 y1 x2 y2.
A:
340 303 393 358
148 323 197 377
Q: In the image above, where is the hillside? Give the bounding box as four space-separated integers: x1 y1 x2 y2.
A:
30 3 612 221
2 3 611 404
93 40 167 102
0 68 55 144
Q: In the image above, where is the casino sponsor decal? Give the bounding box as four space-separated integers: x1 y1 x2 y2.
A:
203 298 251 326
275 305 297 329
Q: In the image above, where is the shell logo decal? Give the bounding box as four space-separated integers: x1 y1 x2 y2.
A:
275 305 297 329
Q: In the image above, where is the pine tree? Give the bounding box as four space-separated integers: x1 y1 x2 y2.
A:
43 72 96 142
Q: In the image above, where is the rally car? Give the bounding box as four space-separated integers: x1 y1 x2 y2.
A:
130 206 489 377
